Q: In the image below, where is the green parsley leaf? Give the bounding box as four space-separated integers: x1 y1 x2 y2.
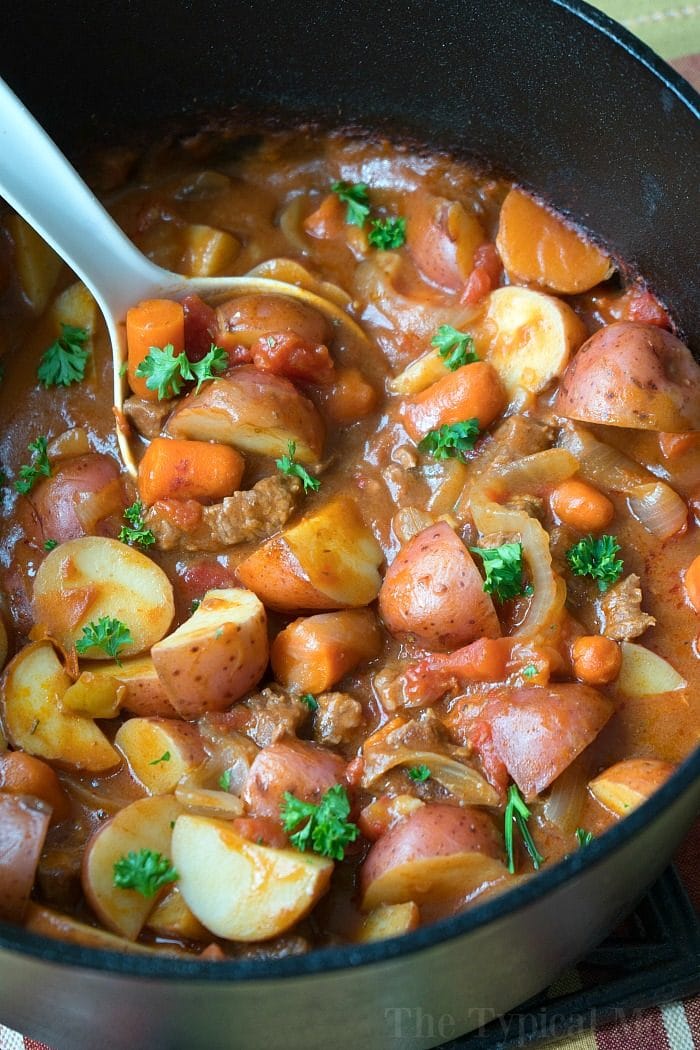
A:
275 440 320 493
505 784 544 874
112 848 178 898
218 769 233 792
37 325 90 388
368 216 406 250
190 344 228 393
119 361 128 377
418 419 480 461
119 500 156 548
15 436 52 495
149 751 171 766
331 180 371 227
135 343 194 399
299 693 319 712
431 325 478 371
575 827 594 848
43 539 59 552
280 784 359 861
75 616 132 666
566 534 624 592
522 664 538 678
190 598 202 615
408 764 431 782
470 541 528 602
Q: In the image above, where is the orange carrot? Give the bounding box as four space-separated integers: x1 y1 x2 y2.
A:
685 555 700 614
0 752 70 823
321 366 378 424
137 437 244 506
270 609 382 694
550 479 614 531
658 432 700 460
402 361 505 441
126 298 185 401
572 635 621 685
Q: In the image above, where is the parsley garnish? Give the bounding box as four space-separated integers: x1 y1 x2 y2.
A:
505 784 544 874
190 345 229 393
149 751 171 766
566 534 624 592
408 764 431 782
218 769 233 791
418 419 480 461
75 616 132 665
135 342 227 400
470 541 528 602
119 500 156 548
299 693 319 712
431 325 478 371
368 216 406 250
15 436 52 494
575 827 594 848
280 784 359 861
113 849 178 898
43 539 58 552
190 598 202 615
331 180 371 227
37 325 90 388
275 440 320 493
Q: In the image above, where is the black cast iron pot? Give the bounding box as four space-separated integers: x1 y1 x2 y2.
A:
0 2 698 1048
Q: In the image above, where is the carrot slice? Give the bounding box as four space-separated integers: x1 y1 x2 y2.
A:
137 437 244 505
402 361 505 440
126 298 185 401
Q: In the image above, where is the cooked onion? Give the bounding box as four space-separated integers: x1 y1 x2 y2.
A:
544 753 591 833
627 483 687 540
361 746 499 806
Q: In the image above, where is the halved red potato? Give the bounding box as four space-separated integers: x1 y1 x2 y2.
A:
81 794 182 940
357 901 420 942
215 293 332 350
378 521 501 651
167 367 325 463
146 885 209 941
1 641 120 771
271 608 383 693
556 323 700 431
361 803 506 911
20 453 126 548
466 684 614 800
237 497 383 612
172 814 334 941
82 656 178 718
0 794 52 921
151 588 268 718
243 738 347 819
589 758 675 817
32 536 174 658
24 902 179 955
114 718 206 794
406 192 486 292
0 751 71 822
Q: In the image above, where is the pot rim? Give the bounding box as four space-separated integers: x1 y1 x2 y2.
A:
0 0 698 983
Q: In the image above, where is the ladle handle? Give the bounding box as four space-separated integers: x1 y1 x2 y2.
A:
0 78 162 318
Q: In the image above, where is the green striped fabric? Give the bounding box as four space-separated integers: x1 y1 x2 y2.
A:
591 1 700 59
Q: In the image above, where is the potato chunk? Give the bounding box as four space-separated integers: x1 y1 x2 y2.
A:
1 641 119 772
589 758 675 817
172 814 333 941
151 588 268 718
0 795 52 922
357 901 420 942
114 718 206 794
83 656 178 717
32 536 174 657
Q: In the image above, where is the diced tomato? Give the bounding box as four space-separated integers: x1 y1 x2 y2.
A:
232 817 289 849
183 294 218 360
461 243 502 305
174 556 240 614
466 720 510 798
303 193 346 240
250 332 335 385
624 288 671 329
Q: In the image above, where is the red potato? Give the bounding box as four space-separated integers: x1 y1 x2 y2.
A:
81 656 178 718
589 758 675 817
215 293 333 351
0 751 70 823
406 192 486 292
378 522 501 651
402 361 506 441
151 589 269 718
466 684 614 800
556 322 700 431
114 718 207 795
24 902 178 955
360 803 506 911
166 366 325 464
271 609 383 693
20 453 126 548
243 738 347 819
237 497 384 612
0 794 52 922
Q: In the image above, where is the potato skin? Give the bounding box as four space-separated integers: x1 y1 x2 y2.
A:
378 522 501 651
215 293 333 349
556 322 700 431
243 739 347 819
21 453 125 547
0 794 52 922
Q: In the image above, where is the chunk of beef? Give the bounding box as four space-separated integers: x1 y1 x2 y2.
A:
242 686 308 748
123 396 175 439
598 573 656 641
314 692 363 747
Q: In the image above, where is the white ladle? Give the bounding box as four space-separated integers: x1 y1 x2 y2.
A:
0 78 365 475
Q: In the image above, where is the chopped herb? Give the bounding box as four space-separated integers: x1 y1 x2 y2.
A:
566 534 624 592
15 436 52 494
149 751 171 766
368 216 406 250
522 665 538 679
190 598 202 614
299 693 319 712
276 440 320 493
505 784 544 874
43 538 59 552
331 180 371 227
190 344 228 393
119 500 156 548
134 343 192 399
218 769 233 792
470 541 528 602
431 325 478 370
29 719 40 735
112 849 178 898
281 784 359 861
75 616 132 665
119 361 128 377
37 324 90 388
575 827 594 848
408 764 431 782
418 419 480 461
